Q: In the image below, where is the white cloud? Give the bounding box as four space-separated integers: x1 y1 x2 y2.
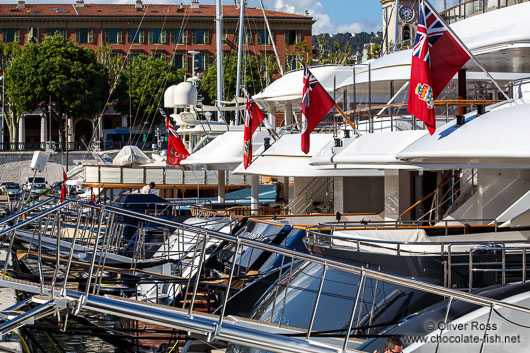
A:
337 22 362 34
262 0 375 34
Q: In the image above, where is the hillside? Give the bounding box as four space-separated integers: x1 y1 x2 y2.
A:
312 32 383 56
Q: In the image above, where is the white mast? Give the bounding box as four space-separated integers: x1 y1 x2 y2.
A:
235 0 245 125
216 0 223 121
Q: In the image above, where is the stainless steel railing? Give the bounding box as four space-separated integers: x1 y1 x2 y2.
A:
2 199 530 352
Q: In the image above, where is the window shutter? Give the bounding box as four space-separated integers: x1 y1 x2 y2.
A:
182 30 188 44
171 29 175 43
296 30 301 44
139 30 145 44
183 54 188 70
192 30 197 44
161 29 166 44
105 29 110 43
127 29 131 43
76 29 80 43
205 30 209 44
148 29 154 44
27 27 33 42
117 30 123 44
161 53 166 61
88 29 93 44
284 30 289 45
14 29 20 43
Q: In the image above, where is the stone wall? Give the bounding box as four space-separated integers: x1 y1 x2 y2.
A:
0 151 101 185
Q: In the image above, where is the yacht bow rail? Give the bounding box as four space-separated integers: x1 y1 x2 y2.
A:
2 200 530 351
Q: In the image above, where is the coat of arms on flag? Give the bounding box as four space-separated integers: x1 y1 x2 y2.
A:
408 0 471 135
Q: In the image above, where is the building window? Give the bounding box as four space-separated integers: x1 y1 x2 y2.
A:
46 28 65 38
152 53 167 61
171 29 187 44
2 29 20 43
235 29 253 45
149 29 166 44
403 25 412 42
257 29 271 45
192 29 209 44
244 29 253 44
76 28 94 44
284 30 301 45
128 29 145 44
27 27 38 42
194 53 209 71
285 55 299 71
222 28 228 44
174 53 188 70
105 29 123 44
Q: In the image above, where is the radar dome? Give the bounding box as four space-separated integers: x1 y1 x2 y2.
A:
173 82 197 107
164 85 177 108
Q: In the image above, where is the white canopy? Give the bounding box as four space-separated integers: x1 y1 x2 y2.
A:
180 130 269 170
234 133 383 177
253 65 354 108
397 100 530 166
310 130 427 169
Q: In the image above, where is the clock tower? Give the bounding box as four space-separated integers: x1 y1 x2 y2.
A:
380 0 418 53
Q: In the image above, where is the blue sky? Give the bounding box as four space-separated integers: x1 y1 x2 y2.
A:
7 0 455 34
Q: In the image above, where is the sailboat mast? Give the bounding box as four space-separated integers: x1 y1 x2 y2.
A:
216 0 223 121
235 0 245 125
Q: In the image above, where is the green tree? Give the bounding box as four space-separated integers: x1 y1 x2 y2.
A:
96 44 124 93
6 34 110 142
0 42 22 143
366 43 382 60
113 55 184 125
199 54 278 116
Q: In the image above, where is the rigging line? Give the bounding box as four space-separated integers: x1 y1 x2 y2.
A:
89 3 150 150
128 3 173 144
222 21 242 102
132 5 194 146
245 14 267 93
133 5 193 146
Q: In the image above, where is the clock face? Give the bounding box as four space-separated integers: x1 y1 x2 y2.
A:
399 6 414 22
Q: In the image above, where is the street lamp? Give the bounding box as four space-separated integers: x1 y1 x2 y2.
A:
188 50 199 81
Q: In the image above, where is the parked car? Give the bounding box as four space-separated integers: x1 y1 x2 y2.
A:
0 182 22 199
24 177 48 197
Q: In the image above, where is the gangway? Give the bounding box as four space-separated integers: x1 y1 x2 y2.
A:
1 200 530 352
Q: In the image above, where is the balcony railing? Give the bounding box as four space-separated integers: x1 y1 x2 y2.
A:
441 0 513 24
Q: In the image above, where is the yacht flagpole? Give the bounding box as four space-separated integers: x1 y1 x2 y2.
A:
235 0 246 125
424 0 510 101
